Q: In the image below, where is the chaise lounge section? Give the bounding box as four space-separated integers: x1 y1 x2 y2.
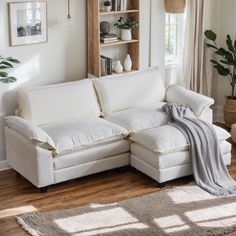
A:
4 67 232 191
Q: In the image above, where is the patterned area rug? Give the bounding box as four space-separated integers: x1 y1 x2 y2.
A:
17 183 236 236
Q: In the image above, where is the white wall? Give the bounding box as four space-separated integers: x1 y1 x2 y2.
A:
0 0 161 166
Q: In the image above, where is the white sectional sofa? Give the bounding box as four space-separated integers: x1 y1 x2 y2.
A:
4 67 231 192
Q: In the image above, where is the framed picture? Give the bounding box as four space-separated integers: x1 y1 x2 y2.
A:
8 1 47 46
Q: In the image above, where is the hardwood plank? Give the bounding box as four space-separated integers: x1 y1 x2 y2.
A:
0 123 236 235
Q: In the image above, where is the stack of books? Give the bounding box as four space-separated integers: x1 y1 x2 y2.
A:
100 33 118 44
100 55 113 76
111 0 129 11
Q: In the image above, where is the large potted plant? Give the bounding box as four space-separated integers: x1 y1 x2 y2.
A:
0 56 19 83
114 17 139 41
205 30 236 128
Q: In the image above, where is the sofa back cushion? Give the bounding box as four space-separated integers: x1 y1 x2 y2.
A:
93 67 165 116
17 79 101 126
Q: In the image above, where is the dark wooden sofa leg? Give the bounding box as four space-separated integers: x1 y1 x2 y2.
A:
40 187 48 193
156 182 166 188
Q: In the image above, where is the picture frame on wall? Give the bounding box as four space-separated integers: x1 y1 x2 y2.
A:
8 1 47 46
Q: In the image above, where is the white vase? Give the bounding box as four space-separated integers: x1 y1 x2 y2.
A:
124 54 132 72
105 6 111 12
114 61 123 73
121 29 132 41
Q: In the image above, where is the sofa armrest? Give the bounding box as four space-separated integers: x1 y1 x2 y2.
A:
5 127 54 188
165 85 214 117
5 116 56 151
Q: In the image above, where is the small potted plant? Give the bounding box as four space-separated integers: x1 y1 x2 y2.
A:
114 17 139 41
104 1 111 12
0 56 20 83
205 30 236 127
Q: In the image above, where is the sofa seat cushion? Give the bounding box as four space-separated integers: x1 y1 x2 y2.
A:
131 141 231 169
130 124 231 153
105 102 168 133
40 117 128 154
54 140 130 170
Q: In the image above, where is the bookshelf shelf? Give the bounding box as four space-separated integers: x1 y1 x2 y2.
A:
87 0 140 78
99 9 139 16
100 39 139 48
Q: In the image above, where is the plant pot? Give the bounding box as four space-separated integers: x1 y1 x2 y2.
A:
165 0 186 13
105 6 111 12
224 96 236 128
121 29 132 41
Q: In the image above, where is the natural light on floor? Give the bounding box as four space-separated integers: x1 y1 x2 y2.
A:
185 202 236 227
167 185 216 204
0 205 37 219
54 207 148 236
154 215 190 233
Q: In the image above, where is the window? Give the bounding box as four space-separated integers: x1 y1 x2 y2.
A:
165 13 185 66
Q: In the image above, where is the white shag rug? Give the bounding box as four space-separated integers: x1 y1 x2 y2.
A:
17 183 236 236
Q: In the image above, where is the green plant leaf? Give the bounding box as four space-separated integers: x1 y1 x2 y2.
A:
0 65 10 70
206 43 218 49
0 76 17 83
0 71 8 77
220 60 234 66
226 34 235 53
215 48 226 56
214 64 230 76
210 59 219 64
204 30 217 41
0 61 13 68
225 51 234 63
6 57 20 63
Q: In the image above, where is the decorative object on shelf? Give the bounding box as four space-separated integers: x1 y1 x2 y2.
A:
111 0 129 11
0 56 20 83
205 29 236 128
8 1 47 46
114 60 123 73
100 21 110 35
66 0 73 25
104 1 112 12
165 0 186 13
124 54 132 72
114 17 139 41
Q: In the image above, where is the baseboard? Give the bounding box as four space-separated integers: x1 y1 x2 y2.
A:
0 160 10 171
213 106 224 123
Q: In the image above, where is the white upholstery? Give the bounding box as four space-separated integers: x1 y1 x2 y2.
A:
130 124 231 153
5 116 56 150
166 85 214 117
93 67 165 115
40 117 128 154
131 153 231 183
54 140 129 170
131 141 231 169
198 108 213 123
5 128 54 188
54 153 130 184
17 79 101 126
105 102 168 133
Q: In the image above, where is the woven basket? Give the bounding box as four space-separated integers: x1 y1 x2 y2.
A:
165 0 186 13
224 97 236 128
231 123 236 143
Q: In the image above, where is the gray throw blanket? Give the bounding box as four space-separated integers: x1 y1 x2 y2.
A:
163 104 236 196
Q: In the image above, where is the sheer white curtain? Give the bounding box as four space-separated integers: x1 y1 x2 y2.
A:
179 0 212 96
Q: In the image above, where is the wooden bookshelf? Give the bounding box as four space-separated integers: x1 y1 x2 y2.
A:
87 0 140 78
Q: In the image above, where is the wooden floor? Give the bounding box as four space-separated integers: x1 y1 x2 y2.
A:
0 128 236 235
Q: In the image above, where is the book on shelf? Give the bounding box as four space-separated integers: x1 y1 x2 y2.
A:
100 55 113 76
100 33 118 43
111 0 128 11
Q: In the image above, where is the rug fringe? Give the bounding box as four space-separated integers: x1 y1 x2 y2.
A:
16 217 39 236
